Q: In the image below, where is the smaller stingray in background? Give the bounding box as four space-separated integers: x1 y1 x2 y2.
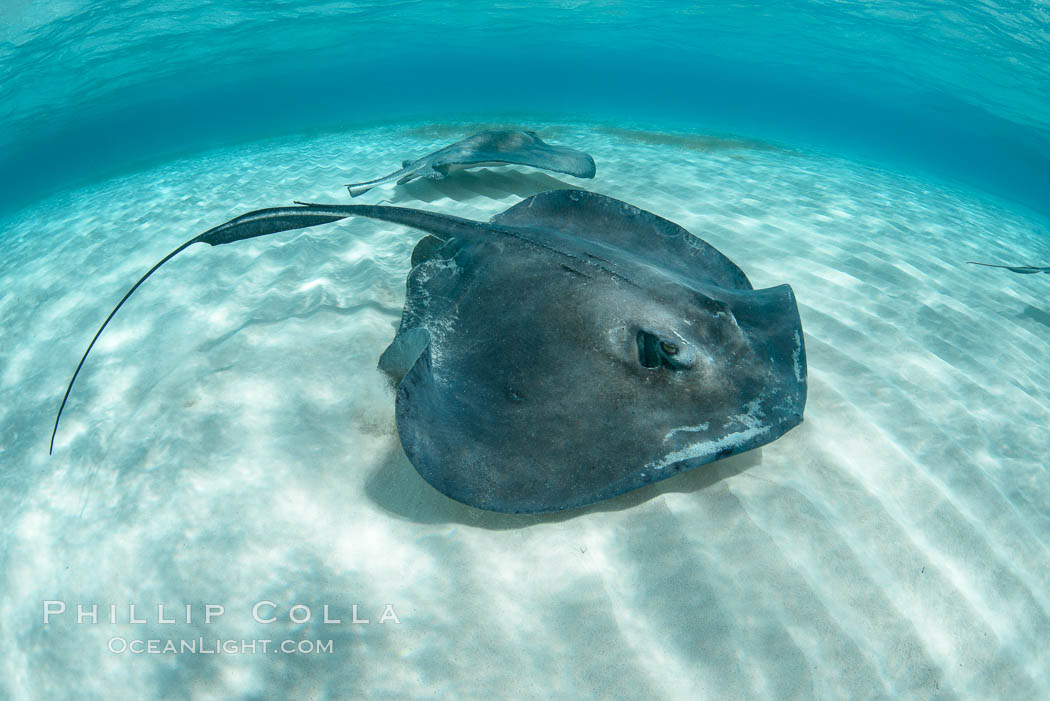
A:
50 190 806 513
345 130 596 196
967 261 1050 274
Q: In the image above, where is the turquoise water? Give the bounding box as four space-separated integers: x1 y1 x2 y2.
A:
2 1 1049 220
3 4 1050 701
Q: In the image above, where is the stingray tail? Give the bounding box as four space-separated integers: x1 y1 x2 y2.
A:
289 202 485 239
49 206 352 454
345 167 413 197
49 238 199 454
50 202 492 453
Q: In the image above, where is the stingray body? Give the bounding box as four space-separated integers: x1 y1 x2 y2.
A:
967 261 1050 274
345 130 596 196
51 190 807 513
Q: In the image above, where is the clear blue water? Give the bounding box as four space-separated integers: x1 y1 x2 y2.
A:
2 1 1049 221
4 4 1050 700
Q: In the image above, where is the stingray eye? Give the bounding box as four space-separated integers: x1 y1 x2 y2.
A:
636 331 690 370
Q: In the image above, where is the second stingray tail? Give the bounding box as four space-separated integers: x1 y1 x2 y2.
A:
345 166 415 197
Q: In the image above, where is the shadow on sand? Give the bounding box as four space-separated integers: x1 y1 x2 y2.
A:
364 442 763 530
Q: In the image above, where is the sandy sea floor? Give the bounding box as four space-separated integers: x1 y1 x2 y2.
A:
1 123 1049 700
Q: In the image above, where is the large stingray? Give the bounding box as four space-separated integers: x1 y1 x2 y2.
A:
51 190 807 513
345 130 596 196
967 261 1050 274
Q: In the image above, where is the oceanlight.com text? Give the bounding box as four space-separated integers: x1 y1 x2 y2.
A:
107 637 335 655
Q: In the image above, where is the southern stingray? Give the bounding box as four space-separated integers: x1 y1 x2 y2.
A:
51 190 807 513
967 261 1050 274
345 130 596 196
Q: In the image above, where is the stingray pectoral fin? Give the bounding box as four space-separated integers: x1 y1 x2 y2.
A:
49 206 355 454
